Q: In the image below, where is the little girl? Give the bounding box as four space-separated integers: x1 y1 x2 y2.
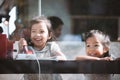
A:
76 29 111 60
76 30 112 80
18 16 66 60
18 16 66 80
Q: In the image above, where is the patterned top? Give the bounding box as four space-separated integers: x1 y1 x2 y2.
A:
16 41 66 60
28 42 61 59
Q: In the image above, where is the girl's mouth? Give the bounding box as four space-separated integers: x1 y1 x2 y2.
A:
89 53 96 56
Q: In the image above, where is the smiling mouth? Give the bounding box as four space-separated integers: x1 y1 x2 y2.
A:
33 39 41 44
89 53 96 56
35 38 41 40
91 54 95 55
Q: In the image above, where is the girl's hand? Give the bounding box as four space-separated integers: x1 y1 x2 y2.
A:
100 57 113 61
18 38 27 53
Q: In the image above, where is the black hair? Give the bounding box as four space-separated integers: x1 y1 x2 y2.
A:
48 16 64 30
85 30 111 57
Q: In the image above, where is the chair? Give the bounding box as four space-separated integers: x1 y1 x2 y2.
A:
0 34 7 59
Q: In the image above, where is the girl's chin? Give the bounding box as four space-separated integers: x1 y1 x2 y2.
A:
34 41 41 44
34 43 41 46
89 55 97 57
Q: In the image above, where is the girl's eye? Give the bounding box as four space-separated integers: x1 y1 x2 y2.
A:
86 45 90 47
95 44 99 47
40 30 44 33
31 30 36 33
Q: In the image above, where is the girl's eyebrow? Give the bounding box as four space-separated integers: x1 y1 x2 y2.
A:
31 28 37 30
95 42 99 43
86 41 99 44
95 41 100 43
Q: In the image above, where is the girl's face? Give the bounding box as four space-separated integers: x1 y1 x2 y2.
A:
31 22 51 50
86 36 107 57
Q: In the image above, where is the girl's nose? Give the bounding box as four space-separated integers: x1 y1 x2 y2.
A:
89 46 96 50
88 47 95 53
36 33 41 36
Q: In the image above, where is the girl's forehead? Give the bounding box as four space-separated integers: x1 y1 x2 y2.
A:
86 35 101 43
31 22 47 29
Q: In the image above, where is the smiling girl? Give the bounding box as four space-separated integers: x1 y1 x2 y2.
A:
18 16 66 80
76 29 112 80
76 29 111 60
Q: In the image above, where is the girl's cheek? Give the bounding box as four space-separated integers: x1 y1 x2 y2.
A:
86 50 89 55
31 33 35 37
31 34 33 39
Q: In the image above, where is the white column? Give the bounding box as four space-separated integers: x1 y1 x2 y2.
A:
38 0 41 16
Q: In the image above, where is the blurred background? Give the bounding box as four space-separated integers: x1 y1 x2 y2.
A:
0 0 120 41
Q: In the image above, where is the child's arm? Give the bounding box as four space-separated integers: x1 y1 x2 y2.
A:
76 56 112 61
53 51 67 60
50 42 67 60
76 56 100 60
18 38 28 53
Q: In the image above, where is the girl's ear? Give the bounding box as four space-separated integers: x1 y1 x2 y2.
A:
103 47 109 53
48 32 52 40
